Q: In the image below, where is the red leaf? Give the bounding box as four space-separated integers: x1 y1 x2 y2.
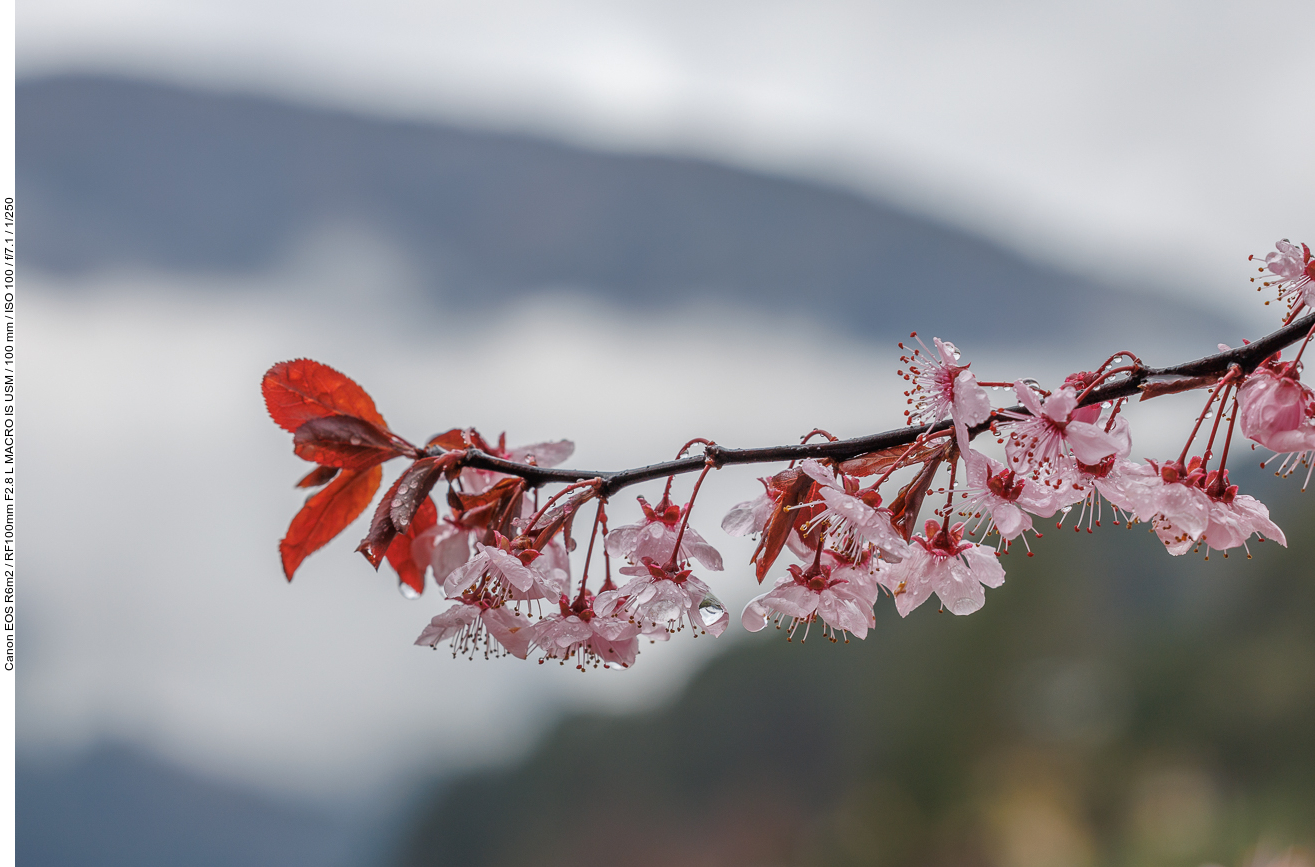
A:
448 477 526 537
292 415 415 470
295 465 340 489
425 428 470 451
358 473 408 568
280 464 383 580
840 440 944 477
385 497 439 596
751 468 815 583
888 455 945 542
263 359 388 434
391 455 461 533
357 455 461 569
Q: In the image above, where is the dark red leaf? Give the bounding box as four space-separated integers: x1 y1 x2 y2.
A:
390 455 461 533
263 359 388 434
358 473 408 569
425 428 470 451
840 440 944 477
292 415 415 470
448 477 526 536
888 454 945 542
385 497 439 596
751 468 815 583
529 488 597 552
295 465 340 489
280 464 383 580
359 454 463 570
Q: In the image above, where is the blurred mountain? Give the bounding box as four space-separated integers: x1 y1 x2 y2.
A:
18 75 1216 346
17 744 365 867
392 475 1315 867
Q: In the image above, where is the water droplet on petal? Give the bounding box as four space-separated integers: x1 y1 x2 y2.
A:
604 660 627 670
698 594 726 626
398 582 421 600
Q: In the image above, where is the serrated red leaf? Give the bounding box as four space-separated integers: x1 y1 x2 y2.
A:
263 359 388 435
385 497 439 596
292 415 414 470
280 464 383 580
295 465 340 489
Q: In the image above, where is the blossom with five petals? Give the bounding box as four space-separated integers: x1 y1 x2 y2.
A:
741 552 881 639
414 592 534 659
901 336 992 427
1252 239 1315 316
1003 383 1130 480
529 594 642 669
595 559 730 637
442 533 537 597
796 459 907 558
877 519 1005 616
954 425 1059 540
606 493 724 571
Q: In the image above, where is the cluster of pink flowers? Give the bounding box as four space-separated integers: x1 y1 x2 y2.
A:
266 241 1313 670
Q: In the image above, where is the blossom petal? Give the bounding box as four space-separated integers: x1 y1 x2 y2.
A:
482 606 533 659
952 370 992 427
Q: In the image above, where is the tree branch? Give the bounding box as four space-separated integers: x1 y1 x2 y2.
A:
429 312 1315 497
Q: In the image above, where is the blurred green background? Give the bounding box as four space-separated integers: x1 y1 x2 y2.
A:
394 471 1314 867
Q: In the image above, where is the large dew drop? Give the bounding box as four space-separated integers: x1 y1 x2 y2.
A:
698 595 726 626
398 582 421 600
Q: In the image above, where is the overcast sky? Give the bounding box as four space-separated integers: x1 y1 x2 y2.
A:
18 1 1315 802
19 0 1314 303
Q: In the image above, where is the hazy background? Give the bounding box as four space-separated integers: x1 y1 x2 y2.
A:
16 2 1315 865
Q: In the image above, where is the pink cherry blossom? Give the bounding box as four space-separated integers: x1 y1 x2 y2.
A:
741 552 880 640
797 459 907 558
442 534 537 597
877 519 1005 616
1003 383 1130 478
606 494 724 571
721 487 776 537
596 559 730 637
412 520 473 588
414 594 534 659
955 442 1058 541
1051 450 1161 532
1252 239 1315 315
1201 486 1286 555
1135 460 1212 555
530 595 642 669
1238 363 1315 485
901 336 993 427
506 545 572 602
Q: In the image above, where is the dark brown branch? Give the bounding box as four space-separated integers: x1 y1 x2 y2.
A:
428 312 1315 497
